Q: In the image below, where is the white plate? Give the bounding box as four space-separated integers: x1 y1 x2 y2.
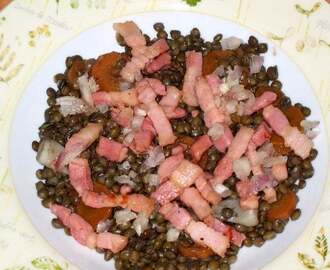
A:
10 11 328 270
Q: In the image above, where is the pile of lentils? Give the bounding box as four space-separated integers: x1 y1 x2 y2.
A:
32 22 318 270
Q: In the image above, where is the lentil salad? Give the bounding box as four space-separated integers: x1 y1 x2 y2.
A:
32 21 319 270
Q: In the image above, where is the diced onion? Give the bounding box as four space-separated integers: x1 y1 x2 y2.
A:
36 139 64 168
207 123 224 141
77 73 99 106
133 213 149 236
132 115 144 130
56 96 95 117
249 55 264 74
118 161 131 171
96 104 108 113
213 199 258 227
301 120 319 130
221 37 243 50
225 99 238 114
143 146 165 168
114 209 137 225
214 184 231 197
262 156 287 168
146 174 160 186
114 175 136 188
167 228 180 242
96 219 112 233
119 80 133 91
233 157 251 179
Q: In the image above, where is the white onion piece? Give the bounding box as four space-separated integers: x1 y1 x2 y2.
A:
225 99 238 114
259 142 275 156
144 146 165 168
114 209 137 225
219 83 230 95
301 120 319 130
214 65 225 77
256 150 269 165
36 139 64 168
123 132 135 146
167 228 180 242
131 115 144 130
306 130 319 139
96 104 108 113
221 37 243 50
146 174 160 186
133 213 149 236
118 161 131 171
119 80 133 91
77 73 99 106
213 199 258 227
96 219 112 233
233 157 251 179
134 107 147 116
56 96 95 117
207 123 224 141
214 184 231 197
227 65 242 83
249 55 264 74
114 175 136 187
262 156 287 168
128 170 137 179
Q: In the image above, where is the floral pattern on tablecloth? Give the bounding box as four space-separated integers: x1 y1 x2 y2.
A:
0 1 330 269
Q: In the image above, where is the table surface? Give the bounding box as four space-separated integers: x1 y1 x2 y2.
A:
0 1 330 269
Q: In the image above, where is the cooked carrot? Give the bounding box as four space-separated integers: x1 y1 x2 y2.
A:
267 191 297 221
202 50 234 75
178 243 215 259
283 106 305 131
91 52 123 92
75 183 112 230
271 133 291 155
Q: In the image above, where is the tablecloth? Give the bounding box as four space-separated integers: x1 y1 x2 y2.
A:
0 0 330 269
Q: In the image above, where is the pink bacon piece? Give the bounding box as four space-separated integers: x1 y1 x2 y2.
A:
213 124 234 153
185 221 229 257
190 135 213 162
151 180 181 205
170 160 203 189
240 194 259 210
159 202 192 230
146 52 171 73
212 127 254 185
204 215 246 247
147 101 176 146
152 160 203 205
96 137 128 162
263 105 313 159
195 176 221 205
180 187 212 220
264 187 277 204
271 163 288 181
55 123 103 171
158 153 184 183
206 73 221 95
244 91 277 115
82 191 155 216
130 129 154 153
246 123 271 176
110 107 133 128
113 21 146 48
96 232 128 253
51 204 128 252
160 86 186 119
195 77 226 127
121 39 169 82
182 51 202 106
68 158 93 196
92 89 139 107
